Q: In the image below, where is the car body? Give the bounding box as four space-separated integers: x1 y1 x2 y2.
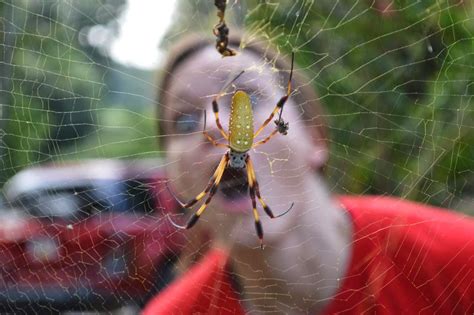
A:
0 159 183 312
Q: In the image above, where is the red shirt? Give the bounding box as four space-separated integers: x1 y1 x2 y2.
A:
143 196 474 314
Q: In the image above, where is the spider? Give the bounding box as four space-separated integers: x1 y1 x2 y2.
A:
168 53 295 249
213 0 237 57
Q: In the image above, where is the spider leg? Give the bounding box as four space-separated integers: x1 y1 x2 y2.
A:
246 156 264 250
202 110 229 149
212 70 245 140
169 153 229 230
211 98 229 140
167 153 229 209
254 52 294 138
247 157 294 219
252 129 278 149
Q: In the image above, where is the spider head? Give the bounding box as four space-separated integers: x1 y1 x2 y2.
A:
229 151 247 169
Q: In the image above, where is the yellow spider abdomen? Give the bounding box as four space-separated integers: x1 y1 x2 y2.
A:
229 90 254 152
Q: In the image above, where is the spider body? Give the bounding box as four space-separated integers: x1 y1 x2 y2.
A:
229 91 254 153
168 54 295 249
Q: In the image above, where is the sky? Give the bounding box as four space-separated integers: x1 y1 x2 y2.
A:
109 0 178 70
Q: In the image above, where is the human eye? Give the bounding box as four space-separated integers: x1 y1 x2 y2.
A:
174 110 202 134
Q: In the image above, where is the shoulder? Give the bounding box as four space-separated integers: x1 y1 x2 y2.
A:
338 195 474 257
338 195 474 241
324 195 474 313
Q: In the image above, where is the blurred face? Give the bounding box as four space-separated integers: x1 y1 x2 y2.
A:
162 47 323 247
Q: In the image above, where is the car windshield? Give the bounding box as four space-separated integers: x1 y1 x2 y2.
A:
10 178 157 220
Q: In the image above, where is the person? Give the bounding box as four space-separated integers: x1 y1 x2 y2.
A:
144 34 474 314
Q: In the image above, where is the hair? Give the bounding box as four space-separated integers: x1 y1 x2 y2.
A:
156 33 328 156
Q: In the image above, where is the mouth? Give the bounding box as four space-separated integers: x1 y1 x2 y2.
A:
218 167 249 201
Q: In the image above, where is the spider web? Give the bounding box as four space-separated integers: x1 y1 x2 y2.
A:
1 0 473 314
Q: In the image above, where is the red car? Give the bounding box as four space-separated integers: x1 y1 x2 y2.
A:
0 159 184 312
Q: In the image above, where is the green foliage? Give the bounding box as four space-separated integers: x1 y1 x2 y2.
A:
0 0 126 184
57 106 159 160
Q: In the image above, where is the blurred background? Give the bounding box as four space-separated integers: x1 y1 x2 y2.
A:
1 0 473 209
0 0 473 312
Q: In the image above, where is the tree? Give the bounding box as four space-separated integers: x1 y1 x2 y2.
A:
0 0 125 185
